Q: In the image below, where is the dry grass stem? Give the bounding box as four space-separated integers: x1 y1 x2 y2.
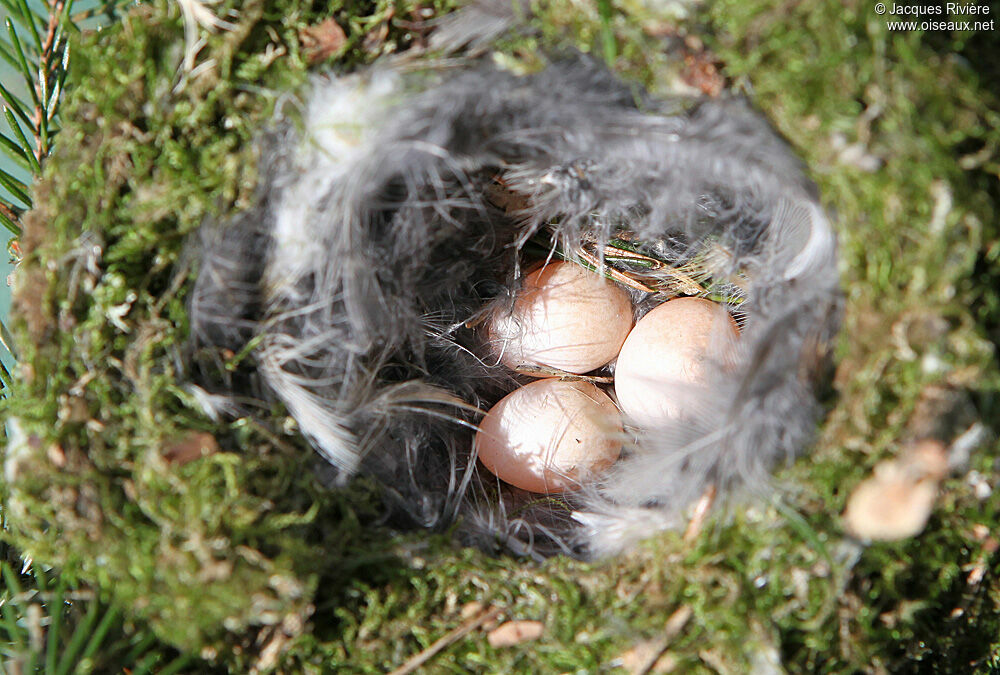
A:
388 606 503 675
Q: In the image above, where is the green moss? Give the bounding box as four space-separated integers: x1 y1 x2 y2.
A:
2 0 999 671
1 0 460 662
704 1 1000 670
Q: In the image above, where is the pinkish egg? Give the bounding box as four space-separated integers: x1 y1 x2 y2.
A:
488 261 633 374
614 297 739 427
474 379 623 493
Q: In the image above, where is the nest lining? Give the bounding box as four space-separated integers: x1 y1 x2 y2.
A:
188 54 842 559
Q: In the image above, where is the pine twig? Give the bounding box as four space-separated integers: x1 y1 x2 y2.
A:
30 0 68 166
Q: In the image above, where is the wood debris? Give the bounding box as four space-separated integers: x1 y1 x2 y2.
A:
486 620 545 648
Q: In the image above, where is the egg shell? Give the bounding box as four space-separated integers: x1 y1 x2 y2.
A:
842 461 939 541
474 379 623 494
488 261 633 374
614 297 739 427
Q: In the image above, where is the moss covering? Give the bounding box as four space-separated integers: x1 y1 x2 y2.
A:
2 0 999 671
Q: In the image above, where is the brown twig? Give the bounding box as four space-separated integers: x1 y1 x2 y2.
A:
683 483 717 542
626 605 694 675
579 237 737 299
575 245 657 293
389 606 503 675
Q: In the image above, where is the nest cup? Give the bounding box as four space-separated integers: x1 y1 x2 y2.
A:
189 54 841 559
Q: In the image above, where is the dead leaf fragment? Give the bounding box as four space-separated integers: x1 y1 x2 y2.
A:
619 640 664 674
487 620 544 648
843 473 937 541
459 601 484 620
681 51 724 97
843 438 952 541
163 431 220 466
301 18 347 65
46 443 66 468
843 461 937 541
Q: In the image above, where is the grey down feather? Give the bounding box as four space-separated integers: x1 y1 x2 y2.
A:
187 37 842 559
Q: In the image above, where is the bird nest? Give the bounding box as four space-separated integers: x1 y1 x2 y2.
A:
188 53 841 559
